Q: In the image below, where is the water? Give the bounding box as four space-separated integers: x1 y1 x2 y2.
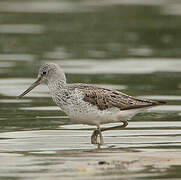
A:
1 0 181 179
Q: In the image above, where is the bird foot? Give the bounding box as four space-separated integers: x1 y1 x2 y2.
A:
91 129 99 144
91 129 104 145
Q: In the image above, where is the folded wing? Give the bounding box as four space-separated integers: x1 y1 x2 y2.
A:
74 84 166 111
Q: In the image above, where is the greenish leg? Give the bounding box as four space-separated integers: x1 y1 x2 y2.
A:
101 120 128 132
91 126 104 145
91 120 128 145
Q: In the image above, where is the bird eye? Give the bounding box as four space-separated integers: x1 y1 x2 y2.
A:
42 71 46 75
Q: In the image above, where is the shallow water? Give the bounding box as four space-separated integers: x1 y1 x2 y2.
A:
1 0 181 179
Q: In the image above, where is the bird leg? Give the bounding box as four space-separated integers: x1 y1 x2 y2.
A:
101 120 128 132
91 120 128 145
91 129 99 144
91 126 104 145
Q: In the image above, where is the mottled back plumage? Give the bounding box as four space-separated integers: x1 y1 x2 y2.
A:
69 83 166 111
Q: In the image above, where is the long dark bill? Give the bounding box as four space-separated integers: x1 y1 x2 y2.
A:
18 77 41 99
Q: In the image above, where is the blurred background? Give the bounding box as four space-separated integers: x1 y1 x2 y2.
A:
1 0 181 179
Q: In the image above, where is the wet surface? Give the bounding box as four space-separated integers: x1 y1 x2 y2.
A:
1 0 181 179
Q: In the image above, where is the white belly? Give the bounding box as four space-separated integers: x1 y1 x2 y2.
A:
62 104 143 126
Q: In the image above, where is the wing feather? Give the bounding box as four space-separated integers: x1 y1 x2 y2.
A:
72 84 166 111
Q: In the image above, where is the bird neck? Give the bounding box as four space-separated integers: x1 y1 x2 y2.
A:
47 79 66 92
47 79 69 108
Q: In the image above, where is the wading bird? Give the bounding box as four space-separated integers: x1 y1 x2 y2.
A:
18 63 166 145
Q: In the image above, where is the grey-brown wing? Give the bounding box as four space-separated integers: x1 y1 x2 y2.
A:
73 84 166 111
